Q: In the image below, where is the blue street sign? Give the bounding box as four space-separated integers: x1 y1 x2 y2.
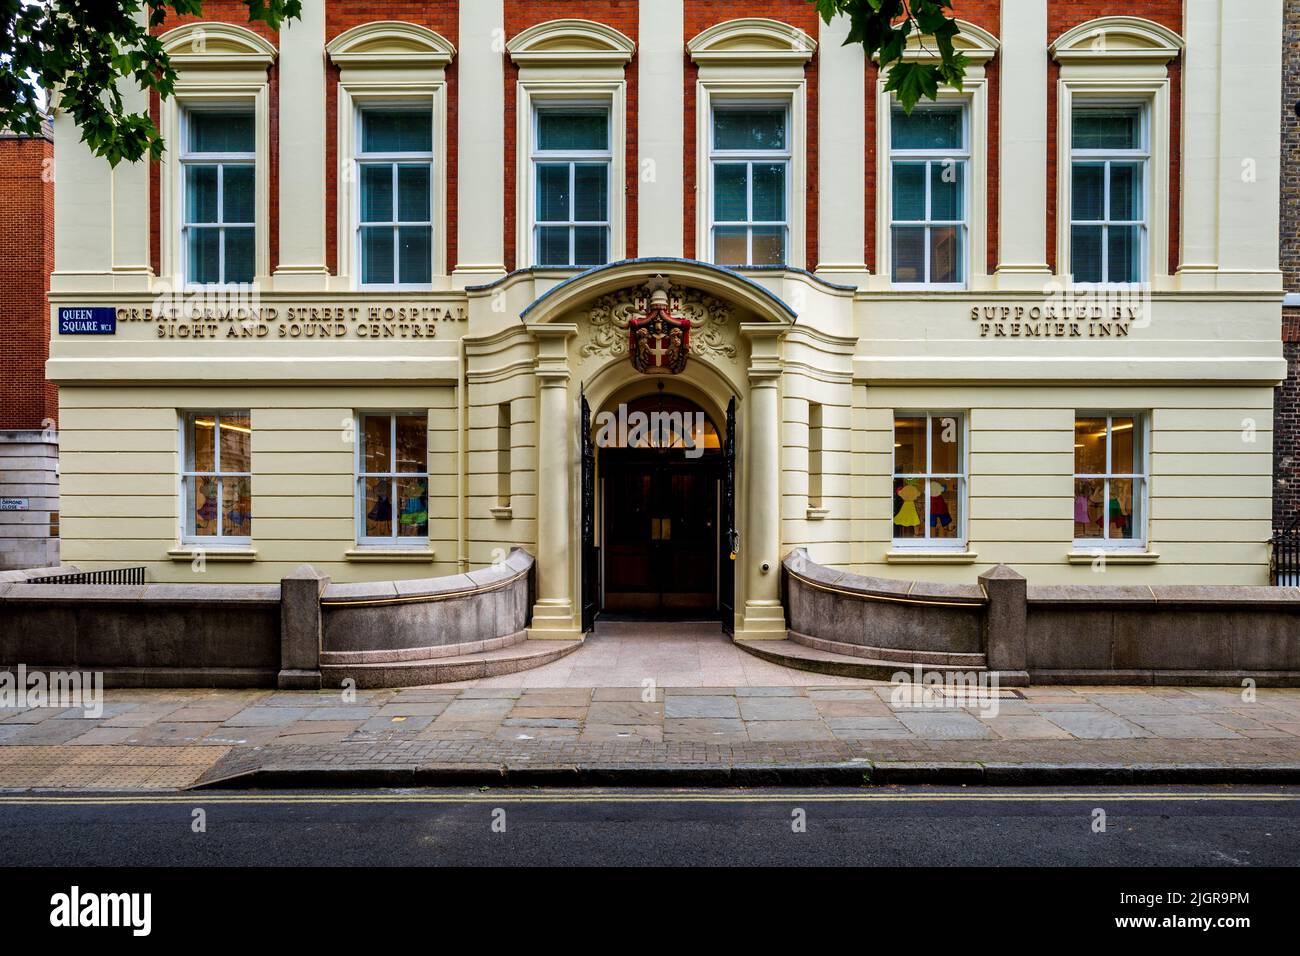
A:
58 307 117 335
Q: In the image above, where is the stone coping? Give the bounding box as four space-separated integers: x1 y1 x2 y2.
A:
1027 584 1300 607
783 549 985 606
321 548 534 607
0 582 280 605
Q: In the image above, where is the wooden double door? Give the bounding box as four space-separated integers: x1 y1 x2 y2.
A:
601 451 720 614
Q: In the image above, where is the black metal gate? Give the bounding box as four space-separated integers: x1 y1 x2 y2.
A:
580 391 599 631
1272 517 1300 586
719 397 737 633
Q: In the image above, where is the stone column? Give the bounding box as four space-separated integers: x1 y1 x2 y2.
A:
637 0 684 257
978 563 1029 685
740 324 787 636
455 0 507 280
816 13 867 278
527 324 579 636
273 0 329 288
995 0 1051 284
279 564 328 689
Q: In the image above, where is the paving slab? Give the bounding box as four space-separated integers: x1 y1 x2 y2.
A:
664 696 740 719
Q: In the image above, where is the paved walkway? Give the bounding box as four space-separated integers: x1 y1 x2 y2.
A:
3 682 1300 790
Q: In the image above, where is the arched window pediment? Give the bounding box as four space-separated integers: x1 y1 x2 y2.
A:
896 20 999 65
506 19 635 66
158 22 277 68
1050 16 1183 65
326 20 456 69
687 17 816 66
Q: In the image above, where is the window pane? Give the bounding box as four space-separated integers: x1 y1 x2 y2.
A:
364 477 394 539
397 164 431 221
891 226 925 282
1111 417 1138 473
572 164 608 222
1070 225 1103 282
185 166 219 223
187 476 220 538
360 164 393 223
537 226 570 266
893 417 926 473
187 414 216 472
1074 477 1104 538
891 107 962 150
713 226 747 265
1072 109 1140 150
1071 163 1105 221
395 415 427 473
752 163 786 221
397 226 431 284
929 161 963 221
218 415 251 472
537 111 608 151
574 226 608 266
892 477 925 539
361 109 432 153
750 226 784 265
892 163 926 221
1108 477 1136 539
928 477 960 539
222 165 255 223
929 226 962 284
360 226 394 284
189 111 254 153
536 164 570 222
713 163 748 222
1109 162 1143 221
224 228 254 284
1107 225 1142 283
1074 417 1108 474
713 108 786 150
187 228 220 284
221 476 252 538
363 416 391 473
397 477 429 537
930 415 960 473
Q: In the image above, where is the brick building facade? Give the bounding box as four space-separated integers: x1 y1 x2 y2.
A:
0 125 58 571
1277 0 1300 530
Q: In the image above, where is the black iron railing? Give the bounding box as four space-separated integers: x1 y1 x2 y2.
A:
1272 518 1300 586
28 567 146 585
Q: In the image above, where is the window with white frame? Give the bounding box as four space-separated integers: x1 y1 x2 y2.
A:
357 413 428 545
181 109 255 285
710 104 789 266
892 413 964 546
532 106 611 267
1070 106 1147 284
357 107 434 287
1073 413 1147 546
889 104 968 286
181 412 252 544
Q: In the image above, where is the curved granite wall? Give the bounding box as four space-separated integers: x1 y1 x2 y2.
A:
320 548 534 655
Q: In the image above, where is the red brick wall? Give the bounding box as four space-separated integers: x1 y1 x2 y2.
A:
683 0 819 266
0 135 56 430
325 2 459 274
149 3 281 277
504 1 639 271
1275 0 1300 529
1046 0 1183 273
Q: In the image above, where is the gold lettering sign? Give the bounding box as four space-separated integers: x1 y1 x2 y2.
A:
968 302 1144 339
110 304 468 341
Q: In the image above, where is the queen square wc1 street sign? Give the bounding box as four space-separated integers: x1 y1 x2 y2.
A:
58 307 116 335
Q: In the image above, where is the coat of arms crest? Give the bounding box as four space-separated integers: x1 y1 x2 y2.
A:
628 276 690 374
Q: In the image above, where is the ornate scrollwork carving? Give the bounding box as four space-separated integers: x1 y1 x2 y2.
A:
579 279 736 365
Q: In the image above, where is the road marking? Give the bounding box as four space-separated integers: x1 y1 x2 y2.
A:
0 791 1297 807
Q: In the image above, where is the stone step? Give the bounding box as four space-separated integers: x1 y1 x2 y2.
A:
320 638 583 688
787 630 986 667
735 637 986 682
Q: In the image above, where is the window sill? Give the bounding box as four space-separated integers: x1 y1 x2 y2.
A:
344 547 436 563
167 547 257 562
1067 549 1160 565
805 506 828 521
886 549 978 565
489 505 513 520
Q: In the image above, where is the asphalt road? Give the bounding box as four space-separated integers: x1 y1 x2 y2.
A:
0 786 1297 867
